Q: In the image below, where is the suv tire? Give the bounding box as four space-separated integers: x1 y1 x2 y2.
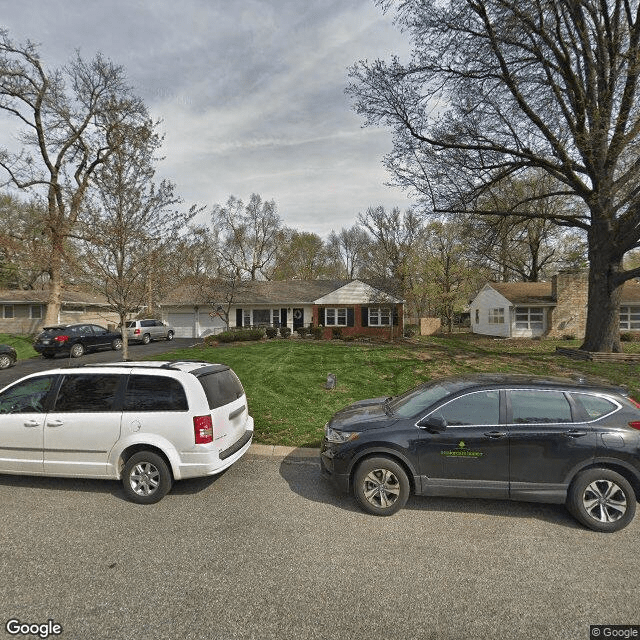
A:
354 456 410 516
141 333 151 345
122 451 173 504
567 468 636 532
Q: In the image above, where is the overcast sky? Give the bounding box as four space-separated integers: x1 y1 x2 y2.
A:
0 0 413 237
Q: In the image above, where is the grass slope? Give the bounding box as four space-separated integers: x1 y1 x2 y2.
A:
152 335 640 448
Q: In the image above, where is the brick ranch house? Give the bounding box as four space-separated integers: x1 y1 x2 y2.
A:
470 271 640 339
160 279 404 340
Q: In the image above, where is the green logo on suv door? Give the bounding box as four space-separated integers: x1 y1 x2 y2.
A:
440 440 484 458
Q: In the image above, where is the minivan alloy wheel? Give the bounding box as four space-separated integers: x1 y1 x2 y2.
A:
122 451 172 504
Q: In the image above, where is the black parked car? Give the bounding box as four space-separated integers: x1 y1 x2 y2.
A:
321 373 640 532
0 344 17 369
33 324 123 359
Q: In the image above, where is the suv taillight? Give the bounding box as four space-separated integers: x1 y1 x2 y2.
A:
629 397 640 409
134 328 141 335
54 335 69 343
628 421 640 430
193 415 213 444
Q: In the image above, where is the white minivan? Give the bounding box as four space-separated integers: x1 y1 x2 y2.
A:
0 361 253 503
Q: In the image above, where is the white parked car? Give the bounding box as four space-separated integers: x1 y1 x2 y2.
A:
0 361 253 503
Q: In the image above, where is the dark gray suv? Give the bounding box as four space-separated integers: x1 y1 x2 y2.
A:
321 373 640 532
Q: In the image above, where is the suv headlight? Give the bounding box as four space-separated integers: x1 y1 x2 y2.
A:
325 424 360 443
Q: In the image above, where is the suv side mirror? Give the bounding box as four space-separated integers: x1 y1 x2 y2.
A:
417 415 447 433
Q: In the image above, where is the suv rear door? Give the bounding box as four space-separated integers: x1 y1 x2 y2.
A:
507 389 597 500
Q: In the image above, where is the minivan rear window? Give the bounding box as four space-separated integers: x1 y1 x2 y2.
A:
199 370 245 409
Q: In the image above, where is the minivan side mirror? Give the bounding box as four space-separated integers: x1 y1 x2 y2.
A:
417 415 447 433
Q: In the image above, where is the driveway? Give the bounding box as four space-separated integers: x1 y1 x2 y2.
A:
0 338 196 387
0 452 638 640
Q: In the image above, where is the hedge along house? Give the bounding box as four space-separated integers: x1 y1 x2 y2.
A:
0 288 120 334
160 279 404 339
470 271 640 339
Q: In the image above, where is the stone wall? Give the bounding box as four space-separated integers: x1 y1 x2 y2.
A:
420 317 442 335
547 271 589 338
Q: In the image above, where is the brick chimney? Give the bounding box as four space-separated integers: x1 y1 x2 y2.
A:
548 271 589 338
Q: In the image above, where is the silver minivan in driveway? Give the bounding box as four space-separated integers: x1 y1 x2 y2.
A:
0 361 253 503
126 319 174 344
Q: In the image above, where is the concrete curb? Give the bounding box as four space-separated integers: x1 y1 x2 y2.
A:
248 444 320 460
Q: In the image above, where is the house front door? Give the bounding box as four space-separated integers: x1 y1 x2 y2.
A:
293 308 304 330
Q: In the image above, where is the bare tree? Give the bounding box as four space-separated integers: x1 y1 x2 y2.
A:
326 225 370 279
347 0 640 352
271 228 329 280
211 194 282 280
78 122 196 359
0 30 149 324
0 194 51 288
357 205 422 292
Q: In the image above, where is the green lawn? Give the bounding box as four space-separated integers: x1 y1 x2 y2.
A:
150 334 640 448
0 334 38 360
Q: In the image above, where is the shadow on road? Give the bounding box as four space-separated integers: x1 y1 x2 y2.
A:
277 449 581 529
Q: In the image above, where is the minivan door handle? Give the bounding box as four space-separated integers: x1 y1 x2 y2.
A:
484 431 507 439
565 430 587 438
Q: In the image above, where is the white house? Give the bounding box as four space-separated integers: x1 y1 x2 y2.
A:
470 271 640 339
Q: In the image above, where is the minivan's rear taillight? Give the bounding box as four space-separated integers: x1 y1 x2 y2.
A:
54 335 69 343
628 421 640 430
193 415 213 444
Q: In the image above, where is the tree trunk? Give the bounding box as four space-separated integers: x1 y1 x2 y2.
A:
44 236 64 326
581 234 623 353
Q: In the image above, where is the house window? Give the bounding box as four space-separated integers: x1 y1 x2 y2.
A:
368 307 391 326
514 307 544 330
30 305 43 319
272 309 280 326
620 306 640 330
243 310 251 327
325 308 347 326
252 309 271 326
475 309 479 324
488 308 504 324
3 305 14 319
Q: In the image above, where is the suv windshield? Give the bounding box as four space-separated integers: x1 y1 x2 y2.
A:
199 369 245 409
388 380 471 418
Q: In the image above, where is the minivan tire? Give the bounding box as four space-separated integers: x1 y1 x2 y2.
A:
567 468 636 532
122 451 173 504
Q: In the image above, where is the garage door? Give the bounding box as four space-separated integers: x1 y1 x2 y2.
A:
197 311 225 337
167 313 196 338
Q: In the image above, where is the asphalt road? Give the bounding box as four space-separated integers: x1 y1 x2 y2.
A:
1 451 638 640
0 338 198 387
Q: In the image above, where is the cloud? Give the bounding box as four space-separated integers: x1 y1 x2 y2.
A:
0 0 414 236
